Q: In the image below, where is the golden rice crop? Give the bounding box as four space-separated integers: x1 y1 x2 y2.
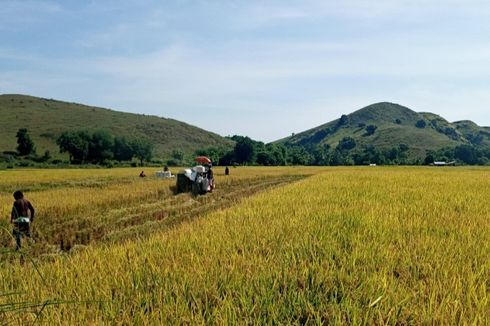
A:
1 167 316 250
0 166 489 324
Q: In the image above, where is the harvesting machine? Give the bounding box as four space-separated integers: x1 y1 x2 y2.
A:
176 156 214 195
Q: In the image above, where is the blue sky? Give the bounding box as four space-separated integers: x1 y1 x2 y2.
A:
1 0 490 142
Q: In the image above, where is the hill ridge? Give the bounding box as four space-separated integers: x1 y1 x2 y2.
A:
277 102 490 159
0 94 233 159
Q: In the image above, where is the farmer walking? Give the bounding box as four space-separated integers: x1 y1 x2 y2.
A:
11 190 35 250
207 164 215 192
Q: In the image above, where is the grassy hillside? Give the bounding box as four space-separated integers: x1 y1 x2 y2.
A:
0 94 233 159
453 120 490 148
279 102 490 158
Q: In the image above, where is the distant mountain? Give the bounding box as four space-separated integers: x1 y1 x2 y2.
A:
277 102 490 158
0 94 233 158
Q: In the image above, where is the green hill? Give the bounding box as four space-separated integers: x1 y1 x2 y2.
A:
278 102 490 158
453 120 490 148
0 94 233 159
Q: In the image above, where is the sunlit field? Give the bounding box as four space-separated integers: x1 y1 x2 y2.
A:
1 166 489 324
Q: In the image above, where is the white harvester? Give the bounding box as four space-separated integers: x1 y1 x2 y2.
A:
176 156 214 195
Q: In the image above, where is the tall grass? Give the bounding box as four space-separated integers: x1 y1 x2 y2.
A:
1 167 489 324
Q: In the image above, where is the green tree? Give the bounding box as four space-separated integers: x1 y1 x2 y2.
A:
309 144 331 165
454 145 478 165
16 128 36 156
365 125 378 136
424 152 435 165
329 149 345 166
256 151 275 166
337 114 349 127
88 130 114 163
337 137 356 151
131 138 154 166
288 147 312 165
57 130 90 163
266 144 288 166
232 136 256 164
415 119 426 128
386 147 400 162
399 144 409 152
114 136 134 161
218 151 235 166
40 150 51 163
172 150 185 162
467 133 484 145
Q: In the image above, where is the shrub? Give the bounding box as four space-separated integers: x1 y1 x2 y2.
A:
365 125 378 136
337 137 356 151
415 120 427 128
338 114 349 126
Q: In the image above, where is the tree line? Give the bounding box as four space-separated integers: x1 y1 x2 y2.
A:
5 129 490 167
6 128 153 165
425 144 490 165
196 135 490 166
57 130 153 164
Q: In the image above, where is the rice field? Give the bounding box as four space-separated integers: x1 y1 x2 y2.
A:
0 166 489 324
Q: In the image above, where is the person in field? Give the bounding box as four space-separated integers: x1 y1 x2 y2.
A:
139 171 146 177
11 190 35 250
225 166 229 176
207 164 214 192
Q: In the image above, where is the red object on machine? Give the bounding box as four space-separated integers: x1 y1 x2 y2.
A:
194 156 212 164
